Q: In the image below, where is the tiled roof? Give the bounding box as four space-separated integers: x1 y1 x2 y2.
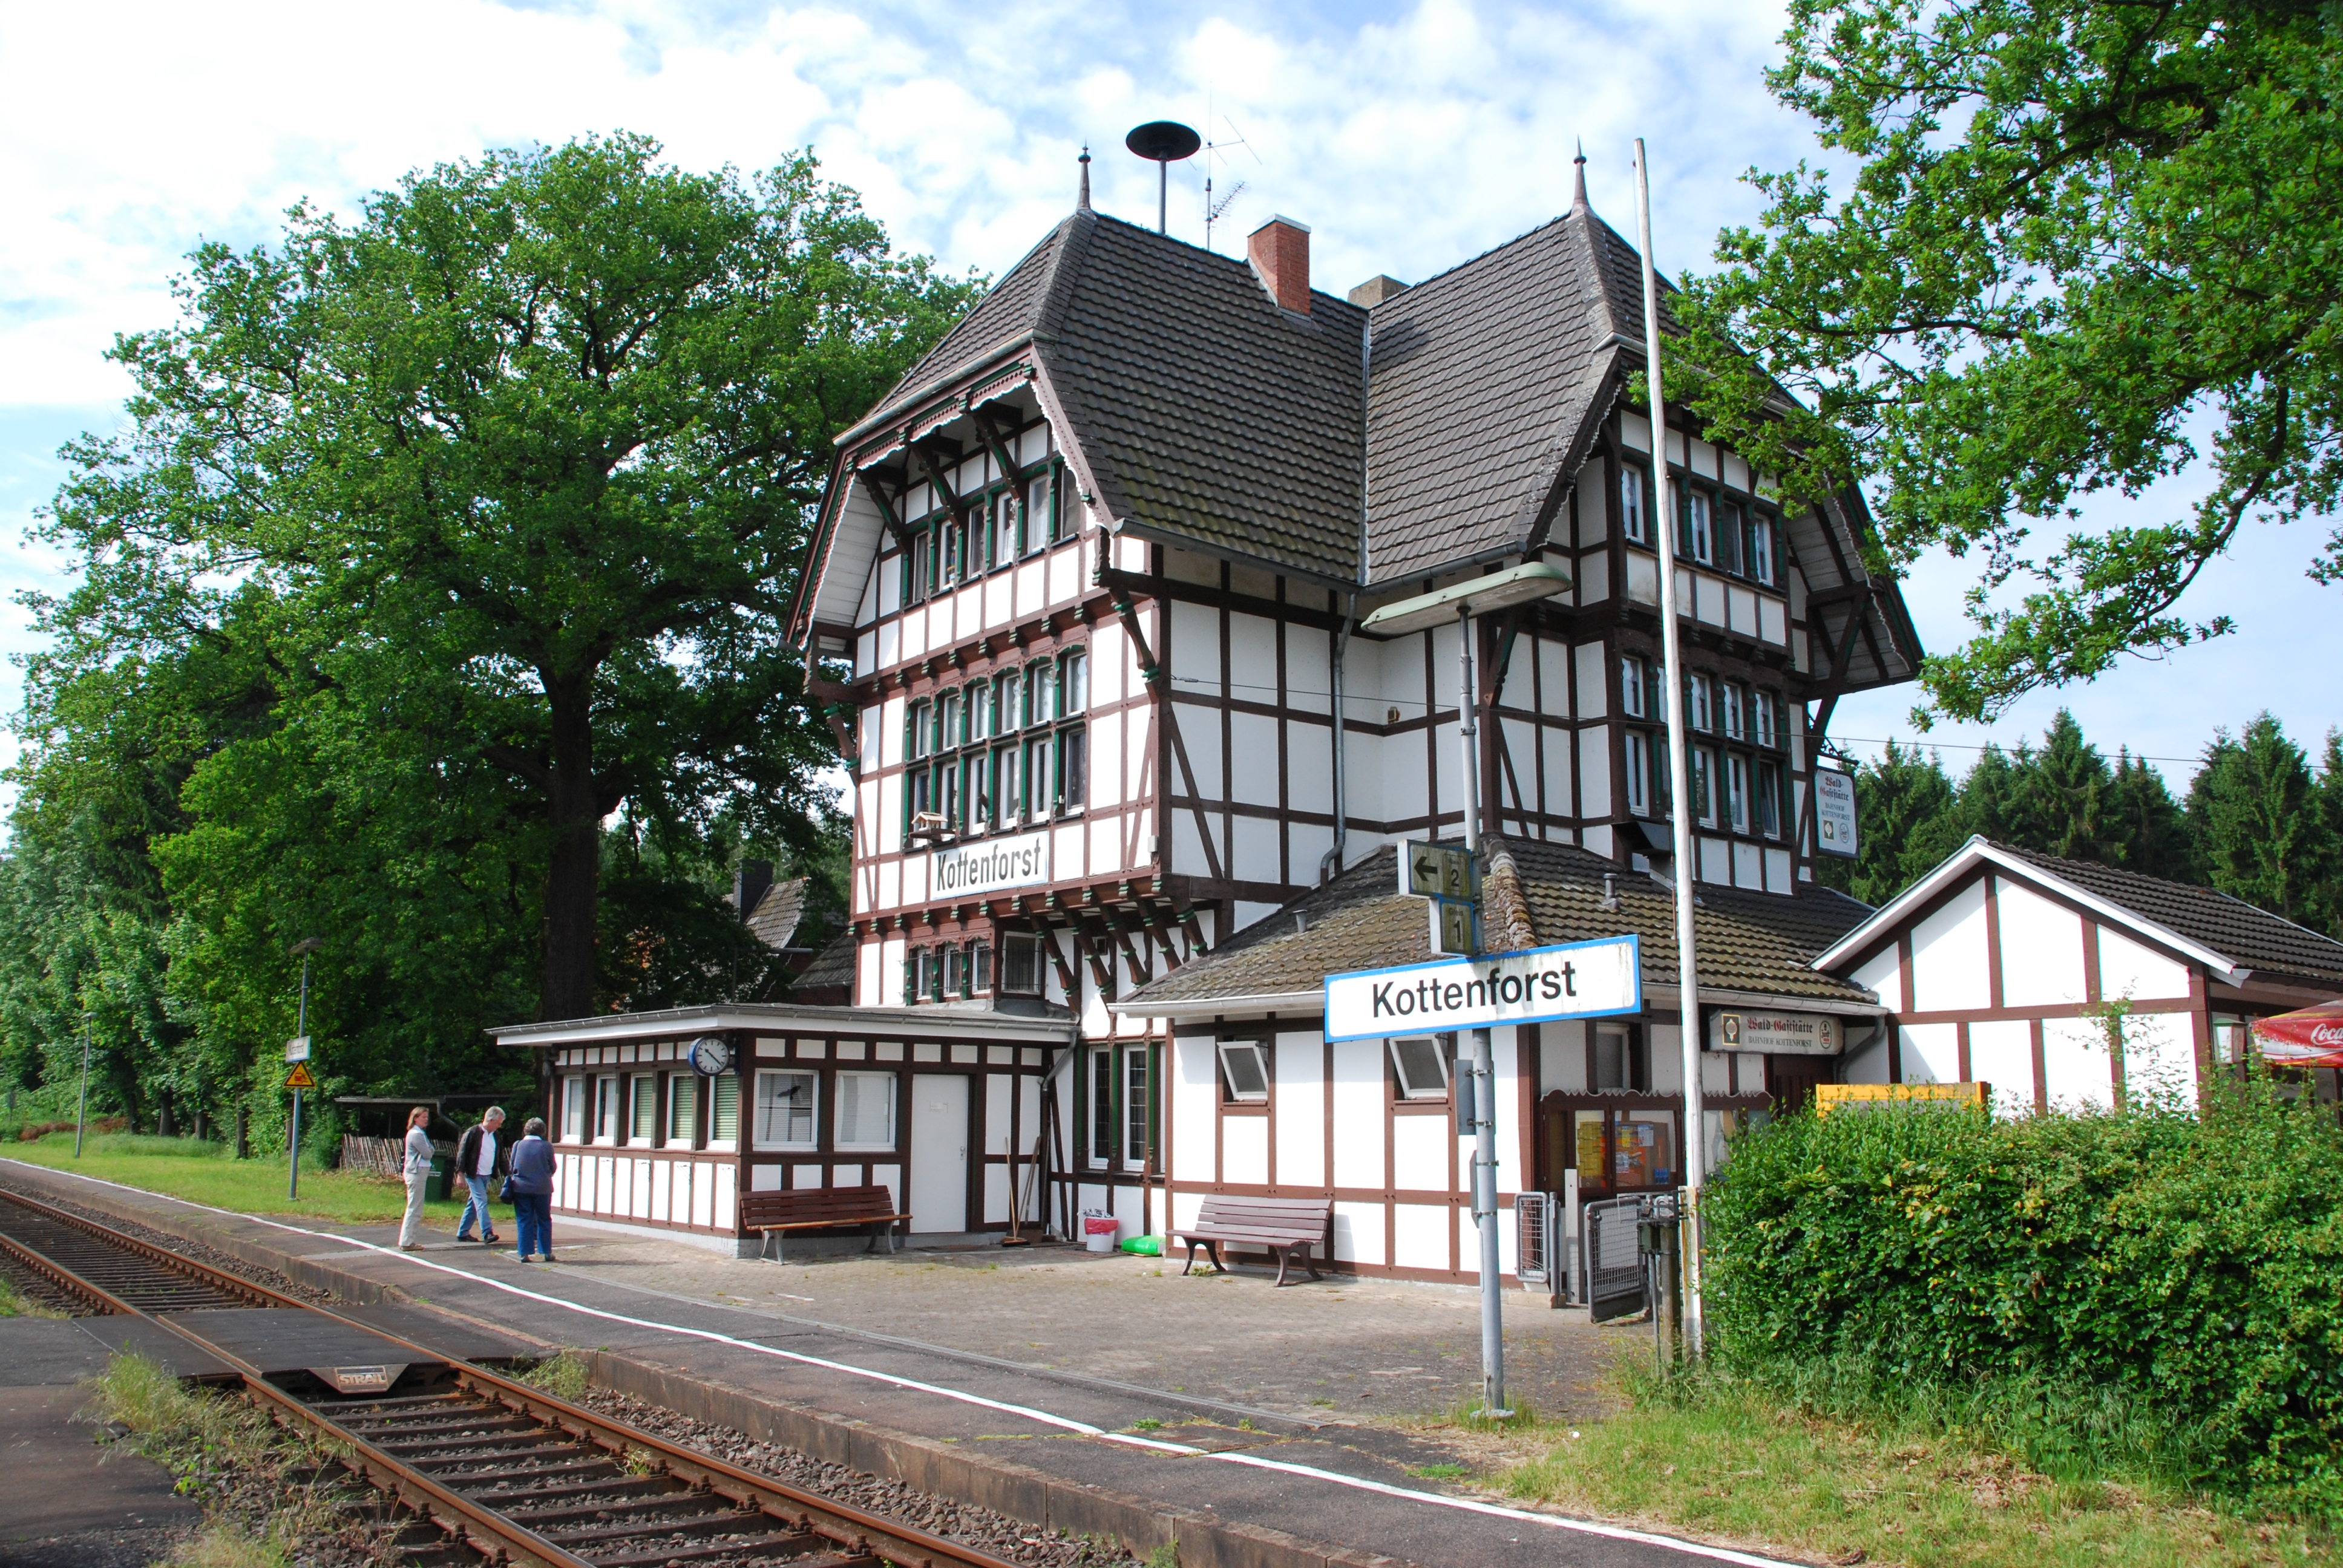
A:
1363 205 1643 585
1038 215 1368 584
825 198 1918 685
1126 837 1878 1014
792 927 857 992
744 878 811 951
1997 844 2343 988
867 217 1072 424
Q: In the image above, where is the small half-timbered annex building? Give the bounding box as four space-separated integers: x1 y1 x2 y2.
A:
1113 838 1884 1284
1815 836 2343 1114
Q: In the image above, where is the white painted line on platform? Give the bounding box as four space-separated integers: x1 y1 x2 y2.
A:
4 1160 1792 1567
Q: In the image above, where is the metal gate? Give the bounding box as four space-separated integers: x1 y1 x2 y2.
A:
1515 1192 1551 1286
1582 1195 1647 1322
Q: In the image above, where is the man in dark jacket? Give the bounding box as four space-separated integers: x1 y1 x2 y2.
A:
453 1107 506 1245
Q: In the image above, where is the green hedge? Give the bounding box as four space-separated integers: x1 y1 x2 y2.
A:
1704 1080 2343 1514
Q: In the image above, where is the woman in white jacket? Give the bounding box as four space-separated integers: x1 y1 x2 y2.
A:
399 1106 434 1249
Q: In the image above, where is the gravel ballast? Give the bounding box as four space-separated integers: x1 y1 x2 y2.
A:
580 1386 1142 1567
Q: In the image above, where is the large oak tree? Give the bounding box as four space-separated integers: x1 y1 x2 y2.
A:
31 136 977 1025
1674 0 2342 722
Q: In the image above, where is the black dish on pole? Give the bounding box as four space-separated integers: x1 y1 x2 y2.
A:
1126 120 1201 234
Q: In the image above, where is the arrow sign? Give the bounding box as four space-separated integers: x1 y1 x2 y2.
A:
1401 839 1475 900
284 1063 315 1091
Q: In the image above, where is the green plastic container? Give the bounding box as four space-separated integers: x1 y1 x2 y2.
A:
1119 1235 1161 1256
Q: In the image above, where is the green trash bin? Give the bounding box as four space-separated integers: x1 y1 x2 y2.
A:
430 1148 454 1201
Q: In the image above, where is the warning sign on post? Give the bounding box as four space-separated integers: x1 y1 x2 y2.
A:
284 1063 315 1091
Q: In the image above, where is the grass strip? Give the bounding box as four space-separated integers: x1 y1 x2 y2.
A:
7 1130 470 1226
1484 1367 2332 1568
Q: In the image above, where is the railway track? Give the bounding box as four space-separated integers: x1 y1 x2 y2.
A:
0 1188 1023 1568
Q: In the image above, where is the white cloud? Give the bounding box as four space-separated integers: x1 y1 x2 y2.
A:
0 0 2332 795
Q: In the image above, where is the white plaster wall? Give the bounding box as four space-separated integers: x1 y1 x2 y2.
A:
1899 1022 1961 1083
1841 1024 1892 1083
1230 711 1279 806
1996 879 2087 1007
1274 1032 1326 1189
1170 600 1219 688
1332 1200 1384 1265
1170 1036 1218 1186
1849 948 1902 1013
1967 1019 2036 1116
2122 1011 2200 1103
1910 880 1991 1011
2043 1016 2117 1109
1222 1115 1270 1187
1649 1023 1683 1094
1330 1041 1385 1190
1542 1020 1588 1093
1393 1114 1449 1193
1393 1203 1450 1271
2097 927 2192 1001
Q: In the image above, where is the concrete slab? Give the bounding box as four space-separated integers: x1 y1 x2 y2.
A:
0 1384 197 1567
68 1317 237 1380
0 1320 118 1389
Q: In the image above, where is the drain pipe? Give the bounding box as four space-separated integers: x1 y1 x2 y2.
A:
1319 595 1357 883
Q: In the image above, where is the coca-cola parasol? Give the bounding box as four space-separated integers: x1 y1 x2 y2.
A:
2250 1001 2343 1069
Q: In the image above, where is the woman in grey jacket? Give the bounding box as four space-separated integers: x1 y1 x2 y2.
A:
505 1118 558 1263
398 1106 434 1250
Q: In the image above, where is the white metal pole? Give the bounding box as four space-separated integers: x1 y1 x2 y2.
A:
1635 137 1706 1359
1458 607 1509 1414
73 1021 91 1159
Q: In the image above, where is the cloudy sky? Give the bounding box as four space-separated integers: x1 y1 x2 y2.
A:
1 0 2332 797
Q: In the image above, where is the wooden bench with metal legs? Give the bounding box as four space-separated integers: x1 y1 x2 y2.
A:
1172 1195 1334 1286
740 1185 910 1263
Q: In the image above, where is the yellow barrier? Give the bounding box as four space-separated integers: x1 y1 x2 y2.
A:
1815 1082 1989 1116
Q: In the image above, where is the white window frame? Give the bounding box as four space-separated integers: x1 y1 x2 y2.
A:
1758 759 1785 839
710 1071 740 1149
1749 513 1775 584
1686 489 1712 564
1686 673 1713 733
561 1076 585 1143
1721 682 1745 741
594 1075 618 1145
1621 464 1647 543
1625 731 1651 816
753 1069 819 1151
1621 655 1646 719
1217 1040 1271 1103
1000 932 1044 995
666 1071 698 1147
1692 746 1719 828
1089 1046 1115 1167
1389 1036 1449 1100
834 1071 899 1151
629 1073 658 1146
1122 1049 1150 1170
1728 752 1752 834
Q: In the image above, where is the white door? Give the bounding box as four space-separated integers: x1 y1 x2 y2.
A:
909 1074 969 1234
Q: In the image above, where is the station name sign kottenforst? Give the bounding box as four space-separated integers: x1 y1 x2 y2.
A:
929 828 1050 897
1323 935 1642 1042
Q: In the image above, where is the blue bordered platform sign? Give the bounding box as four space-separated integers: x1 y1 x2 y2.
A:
1323 935 1642 1042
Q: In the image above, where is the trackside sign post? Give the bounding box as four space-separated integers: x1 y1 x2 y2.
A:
1323 935 1642 1042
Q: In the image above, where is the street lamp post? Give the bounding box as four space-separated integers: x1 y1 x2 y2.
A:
73 1019 92 1159
289 938 323 1199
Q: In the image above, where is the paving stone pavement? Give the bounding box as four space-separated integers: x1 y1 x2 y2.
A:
529 1223 1633 1425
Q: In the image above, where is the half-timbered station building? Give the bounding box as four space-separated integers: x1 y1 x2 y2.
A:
1815 836 2343 1115
492 156 1924 1261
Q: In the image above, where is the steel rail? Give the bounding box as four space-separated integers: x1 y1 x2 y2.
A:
0 1187 1024 1568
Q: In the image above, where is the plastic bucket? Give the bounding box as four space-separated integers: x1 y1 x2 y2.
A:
1081 1211 1119 1253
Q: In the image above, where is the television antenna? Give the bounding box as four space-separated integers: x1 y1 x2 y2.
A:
1203 114 1262 254
1125 120 1201 234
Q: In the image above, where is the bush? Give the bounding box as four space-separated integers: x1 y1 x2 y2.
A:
1705 1076 2343 1516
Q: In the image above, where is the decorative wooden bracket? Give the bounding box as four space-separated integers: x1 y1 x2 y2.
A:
1112 596 1164 686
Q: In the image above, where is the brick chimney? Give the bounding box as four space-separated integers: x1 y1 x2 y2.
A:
1248 215 1312 315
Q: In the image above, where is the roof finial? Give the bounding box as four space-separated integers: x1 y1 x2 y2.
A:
1078 144 1092 211
1571 139 1588 212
